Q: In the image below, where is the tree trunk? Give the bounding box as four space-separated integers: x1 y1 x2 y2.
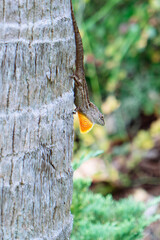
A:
0 0 75 239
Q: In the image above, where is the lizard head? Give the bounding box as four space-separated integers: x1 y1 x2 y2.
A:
87 102 105 126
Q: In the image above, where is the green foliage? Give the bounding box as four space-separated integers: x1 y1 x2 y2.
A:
73 0 160 133
73 0 160 192
71 1 160 238
73 150 104 170
71 179 160 240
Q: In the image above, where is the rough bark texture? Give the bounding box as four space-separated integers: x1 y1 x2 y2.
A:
0 0 75 239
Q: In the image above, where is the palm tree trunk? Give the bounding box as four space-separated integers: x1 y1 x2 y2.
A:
0 0 75 239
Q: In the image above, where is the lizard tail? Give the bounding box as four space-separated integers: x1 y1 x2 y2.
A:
70 0 85 76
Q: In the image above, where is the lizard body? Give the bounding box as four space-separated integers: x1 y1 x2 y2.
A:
70 0 105 133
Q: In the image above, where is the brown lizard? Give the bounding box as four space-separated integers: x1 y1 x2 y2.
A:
70 0 105 133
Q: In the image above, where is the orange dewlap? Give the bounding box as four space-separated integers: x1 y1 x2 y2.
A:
78 112 94 133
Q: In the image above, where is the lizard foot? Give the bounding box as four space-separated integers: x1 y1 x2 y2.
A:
70 74 83 86
72 106 80 114
72 109 77 114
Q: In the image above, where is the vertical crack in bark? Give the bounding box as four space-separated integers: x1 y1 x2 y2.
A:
14 43 18 85
33 182 36 228
41 145 56 171
0 178 4 239
18 0 21 25
31 0 36 42
41 0 44 18
24 127 28 148
50 0 53 39
0 148 3 160
26 0 28 15
26 79 30 106
48 149 56 170
38 115 41 141
56 66 58 76
52 206 57 223
12 118 16 153
7 85 11 109
35 47 37 79
33 0 35 23
9 158 13 185
3 0 5 20
10 202 15 228
2 45 7 84
51 125 53 145
15 201 19 239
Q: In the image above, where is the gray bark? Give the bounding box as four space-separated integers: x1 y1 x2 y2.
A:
0 0 75 239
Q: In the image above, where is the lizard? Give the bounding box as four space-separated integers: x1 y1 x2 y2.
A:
70 0 105 133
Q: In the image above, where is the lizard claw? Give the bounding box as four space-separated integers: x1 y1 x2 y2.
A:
69 74 76 79
72 106 81 114
70 74 83 86
72 108 77 114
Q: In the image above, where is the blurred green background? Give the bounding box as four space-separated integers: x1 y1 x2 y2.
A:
71 0 160 238
73 0 160 196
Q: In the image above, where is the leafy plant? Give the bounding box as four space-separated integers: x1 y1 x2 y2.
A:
72 1 160 238
73 0 160 135
71 178 160 240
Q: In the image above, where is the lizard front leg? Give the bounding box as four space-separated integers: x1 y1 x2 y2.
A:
70 74 83 87
72 106 81 114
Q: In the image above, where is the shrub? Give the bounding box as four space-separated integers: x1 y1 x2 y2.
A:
71 178 160 240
